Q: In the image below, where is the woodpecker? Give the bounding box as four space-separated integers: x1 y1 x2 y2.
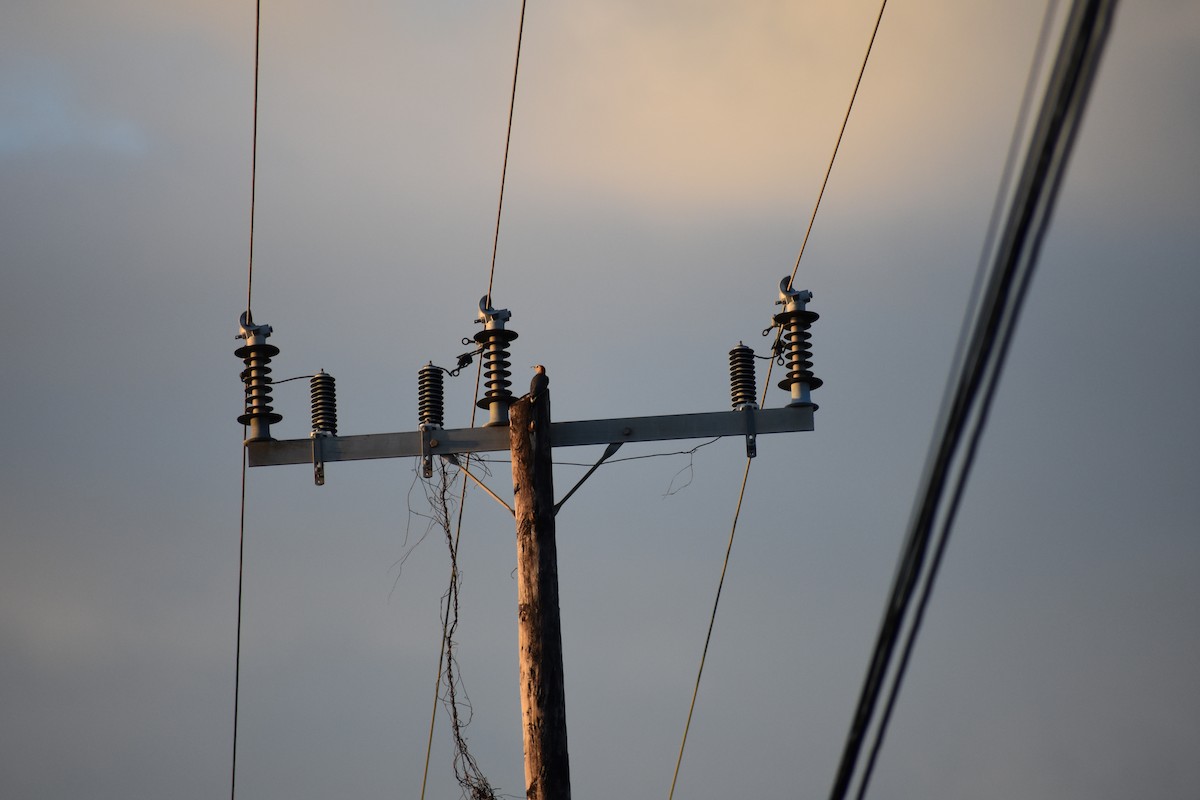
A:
529 364 548 404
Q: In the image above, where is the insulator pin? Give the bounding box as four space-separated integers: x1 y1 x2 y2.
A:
418 362 445 429
236 311 282 443
729 343 758 410
772 277 822 408
473 296 518 427
310 370 338 436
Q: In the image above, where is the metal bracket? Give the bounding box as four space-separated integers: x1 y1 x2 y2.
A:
420 425 436 479
311 432 328 486
742 408 757 459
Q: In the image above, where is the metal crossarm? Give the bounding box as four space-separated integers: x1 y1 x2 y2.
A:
246 406 813 468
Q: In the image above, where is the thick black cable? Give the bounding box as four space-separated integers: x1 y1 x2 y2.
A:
852 1 1061 794
827 3 1119 798
943 1 1061 400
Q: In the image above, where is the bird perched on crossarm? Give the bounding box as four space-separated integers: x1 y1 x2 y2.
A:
529 364 548 404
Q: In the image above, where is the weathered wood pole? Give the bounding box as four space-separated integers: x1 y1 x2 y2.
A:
509 393 571 800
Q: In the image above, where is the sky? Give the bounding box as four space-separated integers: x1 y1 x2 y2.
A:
1 1 1198 798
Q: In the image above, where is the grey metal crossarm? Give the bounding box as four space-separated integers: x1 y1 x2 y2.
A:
245 405 814 468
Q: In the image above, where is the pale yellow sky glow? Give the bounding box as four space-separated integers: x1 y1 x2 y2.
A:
100 0 1066 214
507 0 1057 211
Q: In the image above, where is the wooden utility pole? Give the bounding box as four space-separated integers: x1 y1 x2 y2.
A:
509 393 571 800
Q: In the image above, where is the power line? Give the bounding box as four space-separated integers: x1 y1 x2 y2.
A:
232 3 262 800
232 450 248 800
420 3 530 796
670 5 889 795
486 0 529 301
668 457 754 800
763 0 888 401
244 1 262 319
827 3 1119 798
788 0 888 288
853 1 1062 795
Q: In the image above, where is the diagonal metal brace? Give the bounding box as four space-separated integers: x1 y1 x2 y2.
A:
553 442 623 516
443 454 514 516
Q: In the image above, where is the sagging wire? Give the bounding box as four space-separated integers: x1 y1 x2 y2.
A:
433 460 503 800
662 445 706 498
270 374 320 385
390 467 458 602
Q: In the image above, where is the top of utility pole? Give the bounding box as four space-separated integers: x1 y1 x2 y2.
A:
236 277 821 800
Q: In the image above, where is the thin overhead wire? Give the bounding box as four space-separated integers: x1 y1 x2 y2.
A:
232 448 248 800
789 0 888 287
476 437 721 468
232 3 262 800
418 366 490 800
827 2 1119 798
420 3 529 795
667 458 754 800
244 1 262 319
670 6 888 795
486 0 529 301
418 612 445 800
